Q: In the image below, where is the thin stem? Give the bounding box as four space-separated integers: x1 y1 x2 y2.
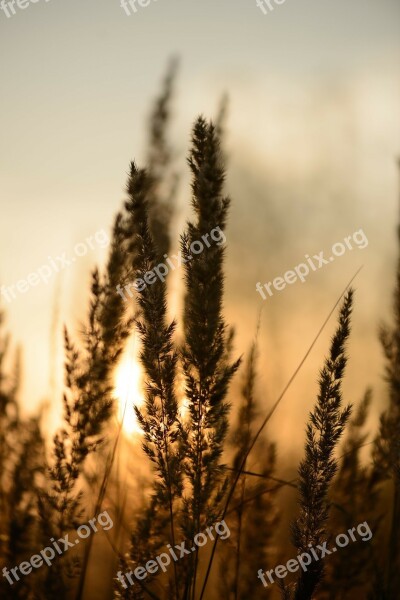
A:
198 267 363 600
233 474 246 600
190 386 203 600
75 416 124 600
158 365 179 600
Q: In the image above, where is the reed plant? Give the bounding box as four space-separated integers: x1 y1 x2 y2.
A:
289 291 353 600
1 65 399 600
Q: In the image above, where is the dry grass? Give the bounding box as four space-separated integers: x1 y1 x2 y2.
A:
0 65 398 600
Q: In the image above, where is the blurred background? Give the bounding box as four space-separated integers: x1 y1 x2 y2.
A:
0 0 400 468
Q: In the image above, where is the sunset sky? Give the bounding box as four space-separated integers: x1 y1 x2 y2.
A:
1 0 399 451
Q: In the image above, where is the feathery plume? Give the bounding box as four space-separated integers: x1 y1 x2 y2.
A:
291 290 354 600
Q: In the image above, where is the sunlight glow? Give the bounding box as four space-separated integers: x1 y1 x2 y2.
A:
114 275 184 435
114 335 145 435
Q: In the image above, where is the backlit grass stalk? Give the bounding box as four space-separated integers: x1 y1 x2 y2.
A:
320 390 383 599
146 57 179 259
291 290 354 600
44 213 132 534
180 117 240 600
199 272 361 600
124 162 182 599
39 214 132 598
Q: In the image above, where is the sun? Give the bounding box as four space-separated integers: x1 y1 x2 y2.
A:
114 334 145 435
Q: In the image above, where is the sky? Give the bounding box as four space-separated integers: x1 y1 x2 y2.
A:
1 0 400 453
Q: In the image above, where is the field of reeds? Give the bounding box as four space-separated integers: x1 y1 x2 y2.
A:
0 63 399 600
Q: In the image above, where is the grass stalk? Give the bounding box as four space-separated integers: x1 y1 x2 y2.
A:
199 269 362 600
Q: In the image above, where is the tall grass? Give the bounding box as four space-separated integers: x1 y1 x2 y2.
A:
290 291 353 600
0 66 398 600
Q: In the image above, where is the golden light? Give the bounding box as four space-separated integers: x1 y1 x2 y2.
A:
114 334 145 435
114 274 183 435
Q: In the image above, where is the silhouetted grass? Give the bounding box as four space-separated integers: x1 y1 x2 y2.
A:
0 65 398 600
